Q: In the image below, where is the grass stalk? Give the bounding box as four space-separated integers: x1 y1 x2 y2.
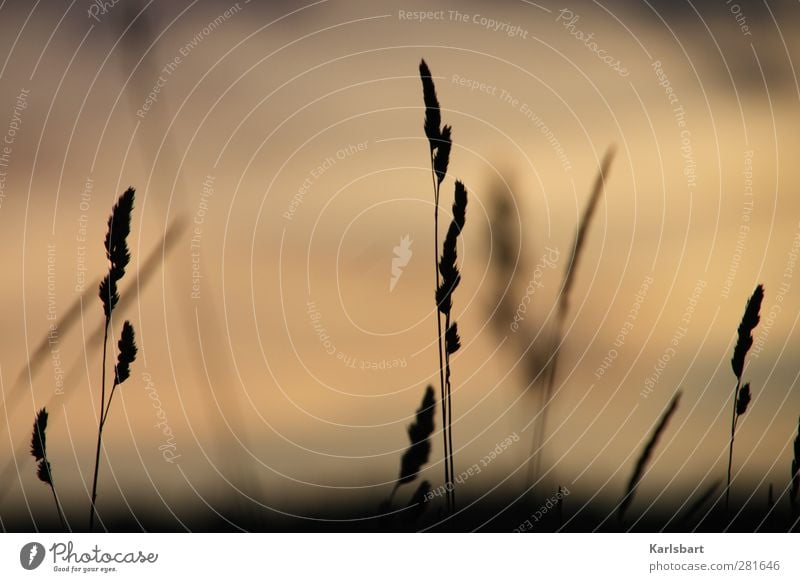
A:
420 59 451 513
88 323 109 530
420 59 466 513
440 186 467 514
619 390 681 521
31 408 67 529
726 285 763 513
89 188 136 530
431 169 450 513
382 386 436 514
529 147 615 489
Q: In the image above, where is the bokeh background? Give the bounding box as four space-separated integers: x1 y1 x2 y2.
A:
1 0 799 531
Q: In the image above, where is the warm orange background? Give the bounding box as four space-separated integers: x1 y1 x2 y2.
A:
1 0 799 527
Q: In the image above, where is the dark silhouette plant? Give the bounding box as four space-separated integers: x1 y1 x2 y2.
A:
619 391 681 521
726 284 763 513
419 59 468 514
30 408 66 529
89 188 138 531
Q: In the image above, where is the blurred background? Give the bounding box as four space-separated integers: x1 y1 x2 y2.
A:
1 0 799 531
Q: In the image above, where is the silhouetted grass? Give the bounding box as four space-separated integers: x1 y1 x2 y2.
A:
396 385 436 491
0 219 186 508
381 386 436 516
419 59 469 514
30 408 66 529
619 390 681 521
3 57 797 535
726 284 764 512
531 147 615 487
419 59 451 512
89 188 138 531
439 181 467 514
